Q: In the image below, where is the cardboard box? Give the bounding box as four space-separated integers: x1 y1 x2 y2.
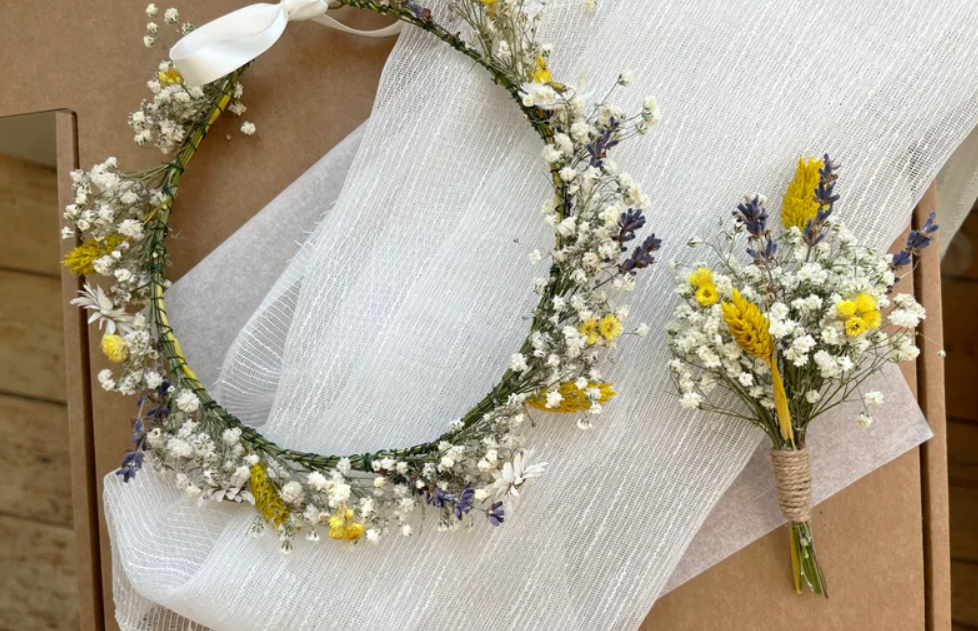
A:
0 2 950 629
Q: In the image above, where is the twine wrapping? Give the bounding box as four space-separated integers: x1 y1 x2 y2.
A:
769 447 813 523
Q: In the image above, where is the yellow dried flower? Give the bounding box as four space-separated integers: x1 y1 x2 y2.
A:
835 299 857 319
579 319 600 345
854 292 877 314
862 309 882 329
157 67 183 86
721 289 773 361
100 334 129 363
695 283 719 307
250 464 290 527
62 235 127 275
722 290 794 443
327 507 364 542
599 314 623 341
527 382 616 413
845 316 868 338
530 56 552 84
344 522 365 541
782 156 823 231
687 267 714 288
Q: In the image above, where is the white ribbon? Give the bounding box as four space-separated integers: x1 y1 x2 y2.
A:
170 0 403 87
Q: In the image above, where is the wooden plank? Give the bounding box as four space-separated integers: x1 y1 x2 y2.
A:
0 514 79 631
0 394 71 526
949 420 978 564
0 151 60 276
57 109 105 631
943 277 978 424
915 194 952 631
951 560 978 629
0 269 66 402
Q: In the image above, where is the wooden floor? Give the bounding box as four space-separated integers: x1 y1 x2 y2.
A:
0 152 79 631
0 149 975 630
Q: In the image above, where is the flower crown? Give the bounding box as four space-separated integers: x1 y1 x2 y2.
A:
64 0 662 550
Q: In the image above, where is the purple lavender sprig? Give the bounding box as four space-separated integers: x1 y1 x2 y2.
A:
619 233 662 275
892 211 938 270
117 378 171 482
803 154 839 247
487 501 505 527
733 195 777 265
586 117 621 168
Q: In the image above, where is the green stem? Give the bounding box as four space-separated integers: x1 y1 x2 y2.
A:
790 520 828 597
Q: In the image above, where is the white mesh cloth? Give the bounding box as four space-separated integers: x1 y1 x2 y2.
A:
105 1 978 629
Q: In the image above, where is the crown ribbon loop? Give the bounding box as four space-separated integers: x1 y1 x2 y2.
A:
170 0 402 87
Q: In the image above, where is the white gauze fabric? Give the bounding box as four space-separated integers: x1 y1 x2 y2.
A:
105 1 978 630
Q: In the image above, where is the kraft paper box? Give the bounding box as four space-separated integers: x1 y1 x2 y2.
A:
0 1 951 629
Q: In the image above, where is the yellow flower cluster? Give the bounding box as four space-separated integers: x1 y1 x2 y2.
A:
100 334 129 363
62 235 127 275
688 267 719 307
530 55 552 84
578 314 623 344
250 464 291 527
835 292 881 338
527 382 616 413
158 67 183 86
721 290 794 443
782 156 823 231
328 507 366 542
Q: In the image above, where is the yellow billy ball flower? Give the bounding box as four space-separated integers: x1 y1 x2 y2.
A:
695 283 719 307
328 514 345 530
599 314 623 341
527 382 616 413
579 319 600 345
531 56 552 84
862 309 882 329
250 464 291 527
101 334 130 363
329 526 346 540
855 292 877 314
782 156 823 231
835 299 857 319
687 266 714 288
845 316 868 337
344 522 366 541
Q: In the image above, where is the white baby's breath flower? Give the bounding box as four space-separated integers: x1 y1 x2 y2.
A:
680 391 703 409
146 3 158 16
175 390 200 413
240 121 256 136
163 7 179 23
510 353 528 373
544 391 564 408
857 411 874 428
864 391 884 406
805 390 821 404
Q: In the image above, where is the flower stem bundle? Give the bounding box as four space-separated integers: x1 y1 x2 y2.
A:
667 155 938 595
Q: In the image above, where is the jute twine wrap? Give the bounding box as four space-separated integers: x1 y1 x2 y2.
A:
770 447 813 523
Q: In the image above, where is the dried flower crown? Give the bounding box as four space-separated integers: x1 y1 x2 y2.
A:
64 0 662 550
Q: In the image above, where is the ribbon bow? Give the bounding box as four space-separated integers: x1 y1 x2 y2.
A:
170 0 403 87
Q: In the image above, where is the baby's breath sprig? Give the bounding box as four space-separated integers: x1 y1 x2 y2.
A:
64 0 663 551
